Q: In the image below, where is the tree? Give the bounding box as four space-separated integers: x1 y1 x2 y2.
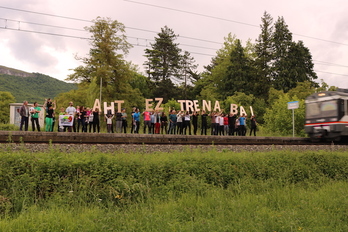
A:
197 34 238 101
144 26 198 101
286 41 318 87
144 26 181 101
0 91 15 124
271 16 293 92
254 11 274 99
179 51 199 100
220 39 256 98
271 17 318 92
145 26 182 83
66 17 141 108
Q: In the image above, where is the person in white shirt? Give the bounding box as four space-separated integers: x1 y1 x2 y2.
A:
65 101 76 132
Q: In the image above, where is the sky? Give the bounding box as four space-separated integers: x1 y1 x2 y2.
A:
0 0 348 88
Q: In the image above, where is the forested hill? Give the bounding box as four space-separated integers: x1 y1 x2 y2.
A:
0 65 77 103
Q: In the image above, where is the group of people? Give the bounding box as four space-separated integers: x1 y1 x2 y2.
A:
130 108 257 136
166 110 257 136
18 99 56 132
59 101 101 133
18 100 257 136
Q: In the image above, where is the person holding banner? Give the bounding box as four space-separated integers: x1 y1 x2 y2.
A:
65 102 76 132
58 107 67 132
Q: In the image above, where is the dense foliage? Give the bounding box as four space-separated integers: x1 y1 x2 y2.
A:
0 148 348 230
0 91 15 124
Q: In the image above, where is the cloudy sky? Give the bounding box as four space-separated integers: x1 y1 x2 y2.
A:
1 0 347 88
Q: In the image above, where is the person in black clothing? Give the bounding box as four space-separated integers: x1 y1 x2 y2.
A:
92 108 100 133
183 111 192 135
250 115 257 136
130 107 136 133
192 111 198 135
160 112 168 134
201 110 208 135
228 113 237 135
121 108 128 133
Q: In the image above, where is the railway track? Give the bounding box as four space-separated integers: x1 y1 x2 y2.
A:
0 131 327 145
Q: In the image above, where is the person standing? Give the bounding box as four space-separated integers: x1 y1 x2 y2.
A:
45 102 55 132
86 107 93 133
160 112 168 134
200 110 208 135
239 114 247 136
132 108 140 133
92 108 100 133
105 113 114 133
66 102 76 132
58 107 67 132
210 112 217 135
130 107 136 134
176 111 184 135
142 110 151 134
250 115 257 136
183 111 192 135
223 114 229 136
80 107 88 132
30 102 41 132
169 110 177 134
115 110 123 133
215 113 223 136
154 111 161 134
121 108 128 133
192 111 198 135
19 101 30 131
228 113 237 136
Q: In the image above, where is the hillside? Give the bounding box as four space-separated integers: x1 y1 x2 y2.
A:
0 65 77 103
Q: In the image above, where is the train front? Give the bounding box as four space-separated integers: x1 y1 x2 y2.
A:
305 90 348 141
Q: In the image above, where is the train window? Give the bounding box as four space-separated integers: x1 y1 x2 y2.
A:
306 102 320 119
306 100 338 119
320 100 338 117
321 101 337 111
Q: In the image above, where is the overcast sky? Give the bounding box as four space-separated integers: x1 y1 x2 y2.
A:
1 0 347 88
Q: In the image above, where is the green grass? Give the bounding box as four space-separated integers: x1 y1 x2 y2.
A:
0 148 347 231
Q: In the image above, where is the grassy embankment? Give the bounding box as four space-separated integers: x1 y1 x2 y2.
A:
0 145 347 231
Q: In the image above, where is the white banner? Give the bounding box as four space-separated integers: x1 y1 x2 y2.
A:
59 115 74 127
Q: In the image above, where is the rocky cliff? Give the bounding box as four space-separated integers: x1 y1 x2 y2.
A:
0 65 35 77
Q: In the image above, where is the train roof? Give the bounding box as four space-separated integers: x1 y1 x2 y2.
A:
306 89 348 102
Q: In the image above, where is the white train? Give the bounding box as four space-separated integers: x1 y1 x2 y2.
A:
305 89 348 141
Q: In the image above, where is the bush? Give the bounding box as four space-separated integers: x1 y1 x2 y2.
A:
0 123 18 131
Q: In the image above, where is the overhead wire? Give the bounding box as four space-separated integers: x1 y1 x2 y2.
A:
123 0 348 47
0 4 347 76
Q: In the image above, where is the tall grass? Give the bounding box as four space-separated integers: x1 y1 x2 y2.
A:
0 147 347 231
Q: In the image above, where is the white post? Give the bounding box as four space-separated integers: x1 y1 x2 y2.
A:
292 109 295 137
288 101 299 138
